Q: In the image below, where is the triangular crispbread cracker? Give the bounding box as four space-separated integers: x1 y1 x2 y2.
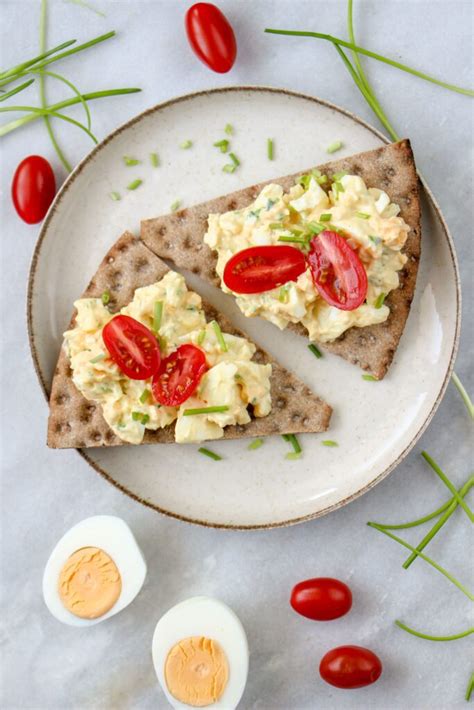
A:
141 140 421 379
47 232 332 449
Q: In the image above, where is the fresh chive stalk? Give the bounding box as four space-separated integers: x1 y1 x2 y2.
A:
183 406 229 416
267 138 274 160
248 438 264 450
451 372 474 419
153 301 163 333
421 452 474 523
395 620 474 642
127 179 142 190
308 343 323 359
283 433 302 454
211 320 228 352
0 78 35 103
466 673 474 702
198 447 222 461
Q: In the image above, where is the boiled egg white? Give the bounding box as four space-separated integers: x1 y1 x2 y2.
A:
42 515 146 626
152 596 249 709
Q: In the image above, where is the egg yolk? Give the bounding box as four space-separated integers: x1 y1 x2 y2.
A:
164 636 229 707
58 546 121 619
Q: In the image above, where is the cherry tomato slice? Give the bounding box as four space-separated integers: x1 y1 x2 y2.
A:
185 3 237 73
290 578 352 621
152 344 208 406
308 230 368 311
102 315 161 380
12 155 56 224
223 246 307 294
319 646 383 689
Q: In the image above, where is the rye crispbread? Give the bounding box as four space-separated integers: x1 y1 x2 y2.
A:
47 232 332 449
141 140 421 379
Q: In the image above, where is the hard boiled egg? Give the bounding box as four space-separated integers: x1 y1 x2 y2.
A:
43 515 146 626
152 596 248 709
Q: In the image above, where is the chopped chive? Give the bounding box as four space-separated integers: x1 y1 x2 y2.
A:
286 451 302 460
267 138 274 160
466 673 474 702
153 301 163 332
283 433 302 454
101 290 110 305
109 191 121 201
222 163 236 173
326 140 343 154
150 152 159 167
229 152 240 166
322 440 338 447
183 405 230 416
213 139 229 153
139 389 150 404
248 438 264 450
369 235 382 245
197 329 206 346
180 139 192 149
374 293 386 309
307 222 325 235
290 228 303 237
362 374 378 381
319 213 332 221
333 180 345 194
141 413 150 425
332 170 347 180
90 353 106 363
132 411 149 424
278 235 308 244
170 199 181 212
269 222 284 229
123 155 140 166
356 211 370 219
308 343 323 359
224 123 233 135
316 174 328 185
299 174 311 189
127 179 142 190
198 447 222 461
211 320 228 351
279 285 289 303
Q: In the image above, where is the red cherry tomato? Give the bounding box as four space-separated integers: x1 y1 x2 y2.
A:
185 3 237 73
11 155 56 224
152 343 208 406
290 578 352 621
308 230 368 311
223 246 307 294
319 646 383 689
102 315 161 380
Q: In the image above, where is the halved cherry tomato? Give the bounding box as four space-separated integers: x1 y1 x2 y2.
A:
185 3 237 73
223 246 307 294
12 155 56 224
102 315 160 380
308 230 368 311
290 578 352 621
319 646 382 689
152 344 208 406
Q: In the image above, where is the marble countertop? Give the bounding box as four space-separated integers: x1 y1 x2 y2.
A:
1 1 472 708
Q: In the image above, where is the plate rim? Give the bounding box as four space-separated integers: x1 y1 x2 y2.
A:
27 85 461 530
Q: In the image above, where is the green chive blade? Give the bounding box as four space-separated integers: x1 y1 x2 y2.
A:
395 620 474 642
211 320 228 352
224 123 233 135
222 163 236 173
153 301 163 333
267 138 274 160
285 451 302 460
451 372 474 419
198 447 222 461
374 293 386 309
327 140 343 154
183 406 230 416
101 290 110 305
127 179 142 190
229 152 240 167
322 440 338 447
248 438 264 450
123 156 140 166
170 199 181 212
109 191 121 201
308 343 323 359
150 152 159 167
362 374 378 381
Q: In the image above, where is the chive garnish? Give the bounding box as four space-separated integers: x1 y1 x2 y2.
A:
197 329 206 346
90 353 106 363
283 433 302 454
307 222 325 235
229 152 240 166
322 440 338 447
127 179 142 190
269 222 285 229
222 163 236 173
153 301 163 332
101 290 110 305
170 199 181 212
109 191 121 201
374 293 386 309
308 343 322 359
123 155 140 166
279 285 289 303
141 413 150 425
180 139 192 149
248 438 264 450
224 123 233 135
213 139 229 153
319 213 332 221
198 447 222 461
150 152 159 167
132 411 149 424
267 138 274 160
326 140 343 153
316 174 328 185
286 451 302 460
211 320 228 351
333 180 345 194
278 235 308 244
183 405 229 416
139 389 150 404
362 374 378 381
356 211 370 219
395 620 474 643
332 170 347 180
466 673 474 702
299 174 311 189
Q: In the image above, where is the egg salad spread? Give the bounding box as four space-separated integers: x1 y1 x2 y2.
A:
63 272 272 445
204 173 411 342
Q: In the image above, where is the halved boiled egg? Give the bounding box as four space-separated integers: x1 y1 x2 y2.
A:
152 596 249 709
42 515 146 626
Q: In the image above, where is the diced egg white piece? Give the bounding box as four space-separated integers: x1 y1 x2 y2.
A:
152 596 249 710
42 516 146 627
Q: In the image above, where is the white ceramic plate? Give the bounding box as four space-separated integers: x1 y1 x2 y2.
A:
28 87 460 529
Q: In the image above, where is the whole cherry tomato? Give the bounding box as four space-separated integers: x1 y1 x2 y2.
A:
185 3 237 73
11 155 56 224
223 245 307 294
308 230 368 310
319 645 383 689
290 578 352 621
152 343 208 406
102 315 161 380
